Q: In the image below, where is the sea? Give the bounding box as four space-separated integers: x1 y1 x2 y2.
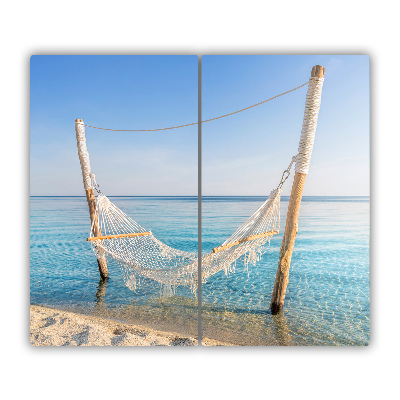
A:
30 196 369 345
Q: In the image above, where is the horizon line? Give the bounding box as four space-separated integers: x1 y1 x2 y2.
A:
30 194 370 198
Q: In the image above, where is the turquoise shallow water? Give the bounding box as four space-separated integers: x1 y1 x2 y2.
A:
202 196 370 345
30 196 199 337
30 196 369 345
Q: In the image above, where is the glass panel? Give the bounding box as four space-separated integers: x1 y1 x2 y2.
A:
30 55 199 346
201 55 369 346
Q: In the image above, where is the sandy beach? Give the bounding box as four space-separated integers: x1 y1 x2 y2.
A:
30 305 228 346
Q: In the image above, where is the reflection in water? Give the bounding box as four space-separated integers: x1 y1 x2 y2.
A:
95 278 108 308
272 312 291 346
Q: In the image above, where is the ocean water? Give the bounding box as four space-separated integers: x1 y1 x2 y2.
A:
30 196 199 338
30 196 369 345
202 196 370 346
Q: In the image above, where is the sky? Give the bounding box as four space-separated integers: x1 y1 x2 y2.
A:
202 55 369 196
31 55 369 196
30 55 198 196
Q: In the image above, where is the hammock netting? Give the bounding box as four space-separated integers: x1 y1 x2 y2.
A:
89 188 281 294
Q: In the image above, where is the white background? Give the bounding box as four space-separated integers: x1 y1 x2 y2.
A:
1 1 397 399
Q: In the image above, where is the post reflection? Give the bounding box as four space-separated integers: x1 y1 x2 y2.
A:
271 311 292 346
95 278 108 309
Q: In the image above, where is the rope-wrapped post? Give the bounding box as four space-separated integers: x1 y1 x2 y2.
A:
270 65 325 315
75 119 109 280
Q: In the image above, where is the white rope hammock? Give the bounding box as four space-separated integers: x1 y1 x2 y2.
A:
76 75 324 294
88 185 281 294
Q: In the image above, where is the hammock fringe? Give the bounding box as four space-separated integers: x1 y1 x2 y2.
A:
88 188 281 292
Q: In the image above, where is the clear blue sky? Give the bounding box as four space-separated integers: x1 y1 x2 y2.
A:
30 55 198 196
202 55 369 196
31 55 369 196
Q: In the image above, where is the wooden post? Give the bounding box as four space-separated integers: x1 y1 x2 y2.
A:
270 65 325 315
75 119 109 280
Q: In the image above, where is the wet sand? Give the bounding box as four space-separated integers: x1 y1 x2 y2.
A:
30 305 228 346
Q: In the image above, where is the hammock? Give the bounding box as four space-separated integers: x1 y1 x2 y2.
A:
88 184 281 293
76 73 324 294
